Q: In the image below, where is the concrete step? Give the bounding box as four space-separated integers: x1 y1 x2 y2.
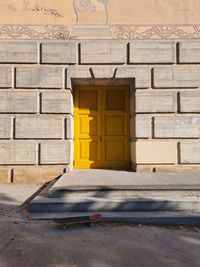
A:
48 190 200 199
28 196 200 213
49 171 200 198
26 211 200 226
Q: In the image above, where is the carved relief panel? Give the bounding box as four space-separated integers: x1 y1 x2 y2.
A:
73 0 109 25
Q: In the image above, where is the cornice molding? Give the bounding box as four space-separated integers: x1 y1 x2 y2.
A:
0 24 200 39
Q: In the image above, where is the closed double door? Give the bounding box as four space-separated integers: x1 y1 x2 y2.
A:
74 85 130 169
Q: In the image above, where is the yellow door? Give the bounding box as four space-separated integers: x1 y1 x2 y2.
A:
74 85 130 169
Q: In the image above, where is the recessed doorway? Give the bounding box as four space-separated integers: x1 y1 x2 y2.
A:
74 85 130 169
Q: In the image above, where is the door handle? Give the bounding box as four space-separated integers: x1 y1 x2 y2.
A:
100 136 102 142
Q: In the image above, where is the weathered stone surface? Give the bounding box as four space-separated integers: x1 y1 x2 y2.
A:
41 91 72 114
41 42 77 64
116 67 150 88
136 91 176 113
15 116 63 139
0 92 37 113
0 167 10 183
13 166 64 183
0 42 37 63
132 115 151 138
92 66 116 78
0 67 12 88
80 41 126 64
179 41 200 63
0 116 11 139
40 141 70 164
66 116 73 139
153 66 199 88
155 115 200 138
180 91 200 112
133 141 177 164
16 67 63 88
0 141 36 164
180 142 200 164
129 41 175 64
67 67 91 88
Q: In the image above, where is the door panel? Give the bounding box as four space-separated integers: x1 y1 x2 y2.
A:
105 139 126 161
79 90 98 110
79 139 99 161
74 85 130 169
105 115 125 136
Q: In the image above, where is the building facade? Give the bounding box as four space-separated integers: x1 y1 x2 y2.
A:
1 0 200 183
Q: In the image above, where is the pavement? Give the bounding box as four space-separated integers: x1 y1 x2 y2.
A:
0 184 40 219
0 182 200 266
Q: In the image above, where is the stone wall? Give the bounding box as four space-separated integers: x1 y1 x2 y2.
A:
0 40 200 183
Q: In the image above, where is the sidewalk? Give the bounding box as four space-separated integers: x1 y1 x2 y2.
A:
0 184 40 220
0 183 200 267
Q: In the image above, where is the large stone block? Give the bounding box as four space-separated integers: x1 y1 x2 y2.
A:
0 167 10 183
132 115 151 138
155 115 200 138
0 141 36 164
0 116 11 139
0 42 37 63
16 67 63 89
79 41 126 64
136 91 176 113
133 141 177 164
153 66 199 88
15 116 63 139
129 41 175 64
66 115 73 139
67 67 91 87
0 67 12 88
41 42 77 64
179 41 200 63
13 166 64 183
180 142 200 164
180 91 200 112
0 92 37 113
40 141 70 164
41 91 72 114
116 67 150 88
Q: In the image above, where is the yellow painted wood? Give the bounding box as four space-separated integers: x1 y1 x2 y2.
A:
74 85 130 169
